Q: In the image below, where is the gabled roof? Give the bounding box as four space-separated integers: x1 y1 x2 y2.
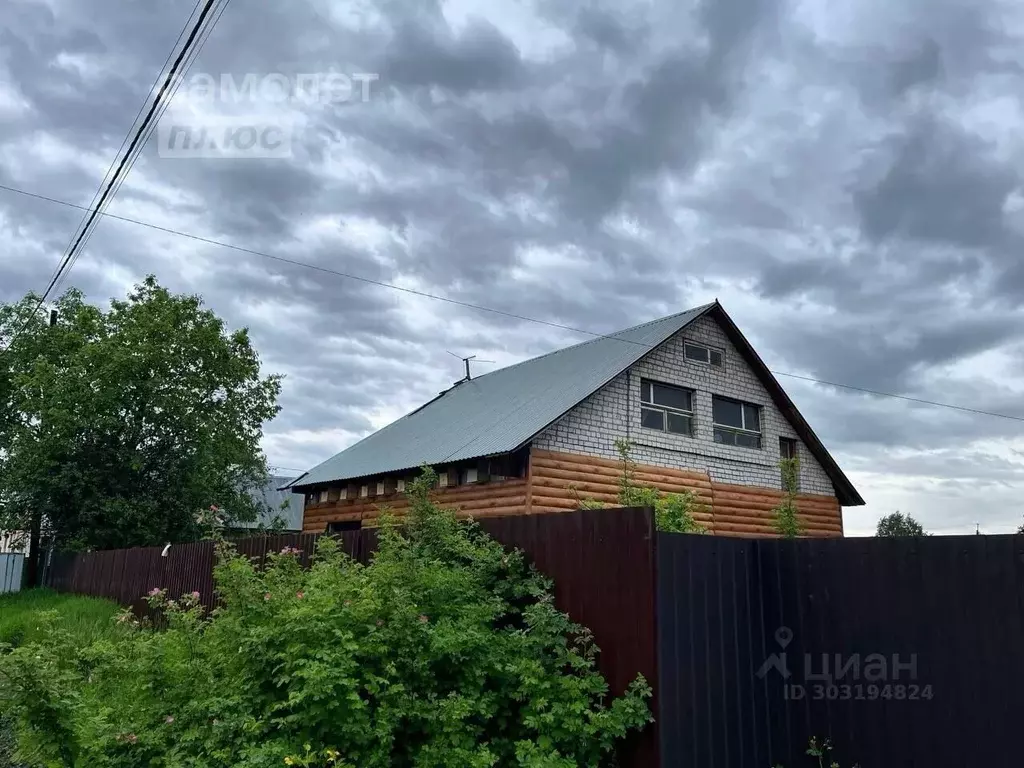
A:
287 303 714 488
288 302 864 506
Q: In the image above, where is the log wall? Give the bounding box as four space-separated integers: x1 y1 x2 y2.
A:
301 449 843 538
529 449 842 538
302 479 528 532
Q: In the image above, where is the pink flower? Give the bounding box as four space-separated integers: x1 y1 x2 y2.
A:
209 504 220 512
264 592 272 601
296 591 304 599
147 587 162 597
419 614 429 623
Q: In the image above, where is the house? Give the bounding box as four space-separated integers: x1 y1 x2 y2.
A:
288 302 863 537
235 475 306 532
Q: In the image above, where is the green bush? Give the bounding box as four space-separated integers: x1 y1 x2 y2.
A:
774 736 859 767
0 470 651 767
772 458 804 538
614 439 708 534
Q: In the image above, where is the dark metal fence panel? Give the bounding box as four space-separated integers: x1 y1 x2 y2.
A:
481 508 660 767
658 532 1024 768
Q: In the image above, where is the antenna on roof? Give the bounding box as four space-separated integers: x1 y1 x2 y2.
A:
447 351 495 382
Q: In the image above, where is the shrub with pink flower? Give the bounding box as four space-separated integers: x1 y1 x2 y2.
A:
0 469 650 766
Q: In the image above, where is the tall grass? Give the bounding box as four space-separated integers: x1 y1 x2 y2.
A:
0 588 120 647
1 590 121 766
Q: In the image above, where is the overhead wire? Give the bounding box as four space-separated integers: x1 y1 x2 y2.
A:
2 0 231 350
52 0 233 299
1 181 1023 424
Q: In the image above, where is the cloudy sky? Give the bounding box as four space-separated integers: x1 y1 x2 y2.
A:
3 0 1024 535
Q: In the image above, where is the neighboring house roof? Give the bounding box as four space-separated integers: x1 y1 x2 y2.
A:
238 475 305 531
288 302 864 506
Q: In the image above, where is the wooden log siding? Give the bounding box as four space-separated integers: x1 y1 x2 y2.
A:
302 449 843 537
302 479 529 532
529 449 843 538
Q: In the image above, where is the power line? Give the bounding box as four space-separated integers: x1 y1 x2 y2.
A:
1 0 230 352
2 181 1024 425
55 0 234 302
40 0 206 299
50 0 230 301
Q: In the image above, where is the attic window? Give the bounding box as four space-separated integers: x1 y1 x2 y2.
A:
397 479 406 493
640 379 694 436
684 341 723 367
376 481 386 495
359 485 369 498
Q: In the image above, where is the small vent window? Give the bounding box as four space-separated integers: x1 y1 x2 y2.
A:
684 341 723 367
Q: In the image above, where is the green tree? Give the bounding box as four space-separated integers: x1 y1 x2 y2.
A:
875 511 926 537
0 278 282 554
772 458 803 538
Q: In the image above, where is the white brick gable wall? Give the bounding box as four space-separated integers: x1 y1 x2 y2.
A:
532 314 836 496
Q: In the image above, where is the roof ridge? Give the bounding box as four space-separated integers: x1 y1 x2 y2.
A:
470 301 717 382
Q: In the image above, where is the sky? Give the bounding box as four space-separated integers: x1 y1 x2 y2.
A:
3 0 1024 536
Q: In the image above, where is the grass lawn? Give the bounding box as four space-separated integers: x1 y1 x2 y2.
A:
0 588 120 647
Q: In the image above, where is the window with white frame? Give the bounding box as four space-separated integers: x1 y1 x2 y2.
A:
684 341 723 367
712 396 762 448
640 378 694 435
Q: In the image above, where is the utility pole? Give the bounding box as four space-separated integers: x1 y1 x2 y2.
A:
25 308 57 588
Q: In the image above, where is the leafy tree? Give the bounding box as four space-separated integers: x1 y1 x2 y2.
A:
772 458 804 538
0 470 652 766
0 278 282 554
875 511 926 537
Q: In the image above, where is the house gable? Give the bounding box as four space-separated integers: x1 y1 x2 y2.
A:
533 312 839 498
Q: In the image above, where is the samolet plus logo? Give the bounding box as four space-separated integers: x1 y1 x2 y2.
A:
756 627 794 680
